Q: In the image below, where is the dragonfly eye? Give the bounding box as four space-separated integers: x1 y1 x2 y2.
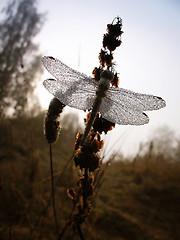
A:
100 70 114 81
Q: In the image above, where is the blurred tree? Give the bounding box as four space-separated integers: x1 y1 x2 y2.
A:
0 0 45 118
175 138 180 162
148 126 177 160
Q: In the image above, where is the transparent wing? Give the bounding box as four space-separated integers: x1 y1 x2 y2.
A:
42 56 93 85
106 87 166 112
100 87 166 125
42 56 98 110
42 56 166 124
100 96 149 125
43 78 96 110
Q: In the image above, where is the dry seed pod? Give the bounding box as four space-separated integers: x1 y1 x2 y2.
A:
44 98 65 144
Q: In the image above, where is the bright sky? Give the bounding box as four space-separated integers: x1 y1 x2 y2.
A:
1 0 180 157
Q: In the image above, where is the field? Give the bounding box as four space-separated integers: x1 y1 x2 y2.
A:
0 113 180 240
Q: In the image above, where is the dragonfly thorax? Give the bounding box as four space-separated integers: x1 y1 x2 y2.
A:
98 70 114 92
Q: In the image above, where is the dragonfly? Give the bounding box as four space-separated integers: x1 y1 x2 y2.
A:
42 56 166 146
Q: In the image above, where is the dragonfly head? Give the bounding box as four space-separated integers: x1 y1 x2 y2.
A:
101 70 114 81
98 70 114 90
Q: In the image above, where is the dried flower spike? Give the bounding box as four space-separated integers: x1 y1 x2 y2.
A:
44 98 65 144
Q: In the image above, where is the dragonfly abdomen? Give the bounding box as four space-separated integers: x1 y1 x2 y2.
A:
80 93 105 147
80 70 114 147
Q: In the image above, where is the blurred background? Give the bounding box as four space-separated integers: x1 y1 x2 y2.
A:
1 0 180 157
0 0 180 239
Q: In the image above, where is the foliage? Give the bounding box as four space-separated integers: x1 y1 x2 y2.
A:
0 114 180 239
0 0 45 117
144 126 177 160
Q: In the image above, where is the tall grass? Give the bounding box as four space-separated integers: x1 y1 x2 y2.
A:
0 114 180 239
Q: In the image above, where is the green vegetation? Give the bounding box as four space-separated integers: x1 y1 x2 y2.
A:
0 114 180 239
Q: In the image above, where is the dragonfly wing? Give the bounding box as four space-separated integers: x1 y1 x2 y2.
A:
100 95 149 125
43 78 96 110
42 56 98 110
106 87 166 112
42 56 92 84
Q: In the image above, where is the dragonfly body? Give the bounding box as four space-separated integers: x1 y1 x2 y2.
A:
42 56 166 146
80 70 114 146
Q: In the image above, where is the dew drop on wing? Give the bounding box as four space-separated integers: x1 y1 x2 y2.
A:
104 86 166 113
100 95 150 125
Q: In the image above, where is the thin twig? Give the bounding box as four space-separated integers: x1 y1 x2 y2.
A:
83 169 88 210
28 154 74 240
58 188 81 239
58 221 71 240
77 224 85 240
50 143 59 236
